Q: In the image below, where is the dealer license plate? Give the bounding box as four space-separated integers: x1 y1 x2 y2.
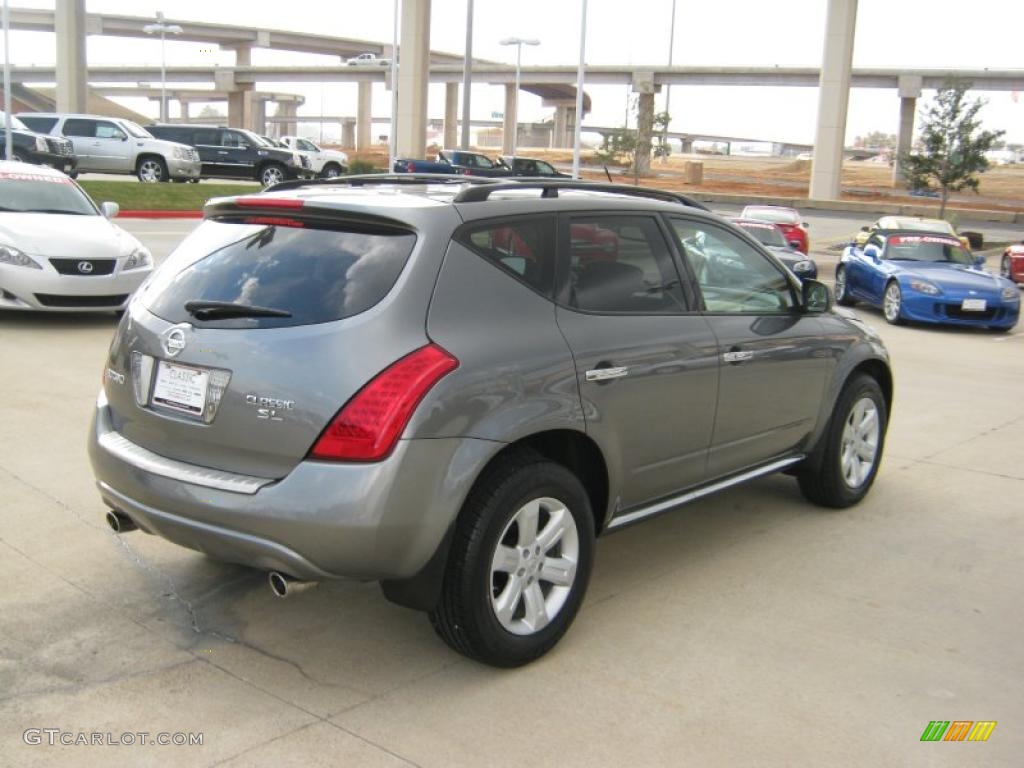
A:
152 361 209 416
961 298 987 312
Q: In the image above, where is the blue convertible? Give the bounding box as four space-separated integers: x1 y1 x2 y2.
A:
836 231 1020 331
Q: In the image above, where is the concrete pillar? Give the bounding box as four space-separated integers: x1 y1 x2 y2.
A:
245 93 265 134
635 91 655 175
502 84 517 155
342 118 356 149
396 0 431 159
892 74 921 187
680 137 694 154
55 0 88 113
227 92 245 129
179 99 190 121
809 0 858 200
444 83 459 149
224 46 255 130
277 102 298 137
356 81 372 150
552 105 568 148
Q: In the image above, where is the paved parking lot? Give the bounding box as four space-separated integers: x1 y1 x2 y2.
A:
2 215 1022 766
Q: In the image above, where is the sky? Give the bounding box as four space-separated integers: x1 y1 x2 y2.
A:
3 0 1023 145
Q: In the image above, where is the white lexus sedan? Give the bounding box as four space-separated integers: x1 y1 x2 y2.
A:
0 161 152 313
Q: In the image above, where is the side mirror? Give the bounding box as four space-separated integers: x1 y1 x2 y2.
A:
863 244 881 261
100 201 119 219
801 279 831 314
802 222 809 228
860 225 870 232
974 254 986 268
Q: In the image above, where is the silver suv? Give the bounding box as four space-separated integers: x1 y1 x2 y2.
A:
17 113 201 182
89 177 893 667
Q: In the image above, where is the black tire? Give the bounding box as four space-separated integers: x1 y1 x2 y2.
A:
320 163 343 179
834 265 855 306
798 373 888 509
136 156 168 183
1001 257 1011 279
429 450 595 668
259 163 287 187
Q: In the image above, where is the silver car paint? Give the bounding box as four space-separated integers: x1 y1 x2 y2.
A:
89 184 891 584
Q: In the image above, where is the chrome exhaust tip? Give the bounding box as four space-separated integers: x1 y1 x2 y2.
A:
106 509 137 534
268 571 318 599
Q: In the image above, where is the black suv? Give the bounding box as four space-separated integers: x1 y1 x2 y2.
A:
147 124 311 186
0 113 77 174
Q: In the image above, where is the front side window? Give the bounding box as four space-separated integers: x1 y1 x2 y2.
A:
121 120 152 139
220 131 248 148
297 139 318 152
669 218 795 314
95 122 126 140
458 216 556 297
193 128 219 145
565 216 687 314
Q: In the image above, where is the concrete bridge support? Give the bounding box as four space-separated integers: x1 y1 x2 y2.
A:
892 75 921 187
356 81 373 150
632 70 658 174
342 118 356 149
55 0 87 113
444 82 459 149
223 45 256 131
809 0 858 200
275 101 296 137
502 84 517 155
396 0 431 159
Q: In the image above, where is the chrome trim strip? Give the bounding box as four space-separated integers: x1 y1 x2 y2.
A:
98 429 273 495
585 366 629 382
722 350 755 363
608 456 804 530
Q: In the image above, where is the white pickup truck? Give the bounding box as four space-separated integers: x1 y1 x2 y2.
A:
279 137 349 178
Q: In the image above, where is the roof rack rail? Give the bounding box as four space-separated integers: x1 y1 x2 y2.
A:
452 179 711 211
267 172 496 193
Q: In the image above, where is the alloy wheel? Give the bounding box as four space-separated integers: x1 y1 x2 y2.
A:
489 496 579 636
883 283 902 323
262 166 285 187
138 159 163 182
840 396 880 489
835 267 847 300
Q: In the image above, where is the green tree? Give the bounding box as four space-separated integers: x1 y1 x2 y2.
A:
854 131 896 151
594 127 637 168
653 111 672 158
900 80 1005 217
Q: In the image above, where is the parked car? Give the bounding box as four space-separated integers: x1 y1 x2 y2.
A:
90 177 893 667
836 230 1019 330
729 218 818 279
280 136 349 178
739 205 809 253
498 156 570 177
17 113 200 183
0 111 77 174
346 53 389 66
854 216 969 249
396 150 514 177
1000 242 1024 285
146 124 311 187
0 161 152 312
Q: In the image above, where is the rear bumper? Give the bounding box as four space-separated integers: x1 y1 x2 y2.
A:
88 401 501 580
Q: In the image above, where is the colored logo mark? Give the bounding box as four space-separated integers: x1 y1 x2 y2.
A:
920 721 996 742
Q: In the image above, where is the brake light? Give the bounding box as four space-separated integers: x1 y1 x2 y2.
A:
405 161 416 172
309 344 459 462
243 216 306 228
235 197 305 209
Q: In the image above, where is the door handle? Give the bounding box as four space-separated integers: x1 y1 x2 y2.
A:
722 349 754 364
586 366 629 382
217 150 229 155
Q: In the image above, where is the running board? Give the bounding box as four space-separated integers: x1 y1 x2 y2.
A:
607 455 804 530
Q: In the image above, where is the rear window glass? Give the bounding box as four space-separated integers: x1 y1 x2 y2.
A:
17 116 58 133
144 221 417 328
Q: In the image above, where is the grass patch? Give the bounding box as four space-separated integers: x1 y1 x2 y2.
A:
78 181 258 211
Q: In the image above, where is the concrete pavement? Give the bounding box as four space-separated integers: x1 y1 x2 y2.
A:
1 216 1021 767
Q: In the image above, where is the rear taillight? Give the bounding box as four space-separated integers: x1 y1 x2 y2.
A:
242 215 306 228
235 197 305 209
309 344 459 462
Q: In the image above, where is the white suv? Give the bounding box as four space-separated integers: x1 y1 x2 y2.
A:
280 136 349 178
17 113 201 183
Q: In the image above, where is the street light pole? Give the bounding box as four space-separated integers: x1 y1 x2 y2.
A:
499 37 539 168
389 0 399 169
661 0 676 163
460 0 473 149
571 0 588 178
3 0 12 161
143 12 182 123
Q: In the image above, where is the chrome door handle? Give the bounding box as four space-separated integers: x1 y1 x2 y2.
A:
722 350 754 364
586 366 629 382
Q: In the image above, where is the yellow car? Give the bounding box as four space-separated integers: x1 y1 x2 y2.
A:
854 216 970 248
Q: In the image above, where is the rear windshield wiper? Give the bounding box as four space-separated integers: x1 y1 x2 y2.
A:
184 300 292 320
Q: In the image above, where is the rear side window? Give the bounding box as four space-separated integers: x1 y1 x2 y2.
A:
62 119 96 137
457 216 556 297
564 215 687 314
144 221 417 328
193 128 219 145
18 116 58 133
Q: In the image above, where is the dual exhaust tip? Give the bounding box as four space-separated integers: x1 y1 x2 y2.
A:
107 510 316 599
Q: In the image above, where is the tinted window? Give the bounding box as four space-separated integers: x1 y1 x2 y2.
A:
297 139 317 152
220 130 248 148
669 218 795 313
62 119 97 137
144 221 417 329
736 221 787 248
150 125 187 142
17 116 58 133
566 216 687 314
193 128 219 145
536 161 557 175
459 216 556 297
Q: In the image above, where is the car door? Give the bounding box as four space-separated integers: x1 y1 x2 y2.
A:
60 118 100 170
91 120 133 172
667 216 833 479
190 128 222 174
554 213 719 512
846 234 884 301
219 130 256 178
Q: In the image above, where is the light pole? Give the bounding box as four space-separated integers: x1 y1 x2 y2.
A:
388 0 398 170
571 0 587 178
143 12 182 123
661 0 676 163
460 0 474 150
3 0 12 161
499 36 539 166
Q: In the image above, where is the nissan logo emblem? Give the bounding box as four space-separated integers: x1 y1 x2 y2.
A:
162 325 190 357
77 261 94 274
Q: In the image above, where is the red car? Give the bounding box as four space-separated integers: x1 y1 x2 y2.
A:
740 205 809 254
1001 242 1024 284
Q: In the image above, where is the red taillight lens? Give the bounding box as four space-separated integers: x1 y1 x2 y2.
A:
309 344 459 462
243 215 306 228
235 197 305 209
